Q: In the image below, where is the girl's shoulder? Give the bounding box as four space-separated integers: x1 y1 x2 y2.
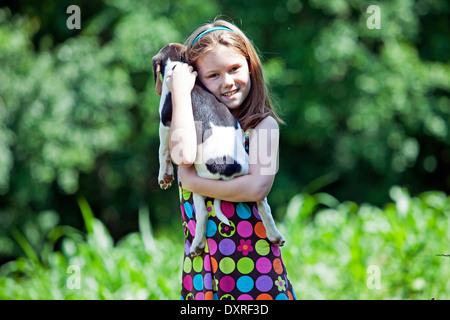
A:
254 115 279 131
247 116 279 143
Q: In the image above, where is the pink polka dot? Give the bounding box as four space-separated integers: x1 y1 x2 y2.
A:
221 201 235 218
181 205 185 219
219 276 235 293
256 257 272 274
195 292 205 300
237 221 253 238
237 294 253 300
204 255 211 271
183 275 193 291
207 238 217 255
271 244 281 257
187 220 196 237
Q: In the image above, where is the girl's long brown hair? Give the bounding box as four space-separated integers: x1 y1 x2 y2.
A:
183 19 284 131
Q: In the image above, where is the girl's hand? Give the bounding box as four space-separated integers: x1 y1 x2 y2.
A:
166 64 197 94
178 165 199 192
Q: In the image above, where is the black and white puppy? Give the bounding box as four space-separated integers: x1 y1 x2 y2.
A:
152 43 284 257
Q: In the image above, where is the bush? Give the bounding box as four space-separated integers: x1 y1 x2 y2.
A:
1 187 448 299
1 0 449 298
282 186 450 299
1 1 449 261
0 199 183 299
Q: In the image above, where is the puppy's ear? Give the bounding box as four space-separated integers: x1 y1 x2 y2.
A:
152 56 163 96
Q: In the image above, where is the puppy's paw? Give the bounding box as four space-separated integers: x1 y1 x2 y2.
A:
267 231 285 247
159 173 173 190
190 238 205 257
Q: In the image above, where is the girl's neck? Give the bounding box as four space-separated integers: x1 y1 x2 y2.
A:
231 107 241 118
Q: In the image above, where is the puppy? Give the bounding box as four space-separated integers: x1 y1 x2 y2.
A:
152 43 284 257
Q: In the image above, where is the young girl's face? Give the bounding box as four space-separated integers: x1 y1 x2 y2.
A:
197 45 251 115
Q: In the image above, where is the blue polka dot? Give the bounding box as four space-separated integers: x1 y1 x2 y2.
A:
236 203 251 219
184 202 193 219
193 274 203 291
236 276 254 293
206 220 217 237
276 293 288 300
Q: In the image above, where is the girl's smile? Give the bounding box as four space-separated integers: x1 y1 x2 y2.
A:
197 45 251 115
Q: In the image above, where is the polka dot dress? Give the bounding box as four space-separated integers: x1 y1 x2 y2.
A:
178 131 296 300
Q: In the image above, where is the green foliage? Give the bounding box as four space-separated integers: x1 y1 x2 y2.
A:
0 0 449 298
0 0 220 253
1 188 448 299
0 199 183 299
282 186 450 299
248 0 450 205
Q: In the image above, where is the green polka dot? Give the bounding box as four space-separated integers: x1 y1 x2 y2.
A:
183 189 191 201
193 256 203 272
183 257 192 273
219 257 236 274
237 257 254 274
255 239 270 256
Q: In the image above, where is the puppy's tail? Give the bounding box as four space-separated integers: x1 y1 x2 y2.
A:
213 199 230 226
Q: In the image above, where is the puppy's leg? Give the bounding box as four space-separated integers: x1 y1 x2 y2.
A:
158 124 173 189
213 199 230 226
257 198 285 246
190 193 208 257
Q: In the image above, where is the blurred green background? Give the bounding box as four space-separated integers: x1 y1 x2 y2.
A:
0 0 449 299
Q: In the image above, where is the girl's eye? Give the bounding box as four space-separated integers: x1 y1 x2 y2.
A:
208 73 219 79
230 66 239 73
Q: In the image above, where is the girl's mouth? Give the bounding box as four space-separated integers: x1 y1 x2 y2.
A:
222 88 239 98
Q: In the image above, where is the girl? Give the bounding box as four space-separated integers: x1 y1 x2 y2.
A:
166 19 296 300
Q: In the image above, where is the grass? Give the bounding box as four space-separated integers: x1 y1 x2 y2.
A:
282 186 450 299
1 186 449 299
0 199 182 299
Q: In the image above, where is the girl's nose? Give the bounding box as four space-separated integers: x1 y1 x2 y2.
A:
222 73 234 88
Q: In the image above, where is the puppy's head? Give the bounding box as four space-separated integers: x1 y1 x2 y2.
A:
152 43 186 96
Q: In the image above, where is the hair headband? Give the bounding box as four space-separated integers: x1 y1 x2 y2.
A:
191 26 235 47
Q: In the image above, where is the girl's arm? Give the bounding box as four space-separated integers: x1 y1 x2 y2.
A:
179 116 280 202
166 64 198 167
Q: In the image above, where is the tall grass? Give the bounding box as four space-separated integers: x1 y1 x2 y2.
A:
1 186 449 299
282 186 450 299
0 199 183 299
